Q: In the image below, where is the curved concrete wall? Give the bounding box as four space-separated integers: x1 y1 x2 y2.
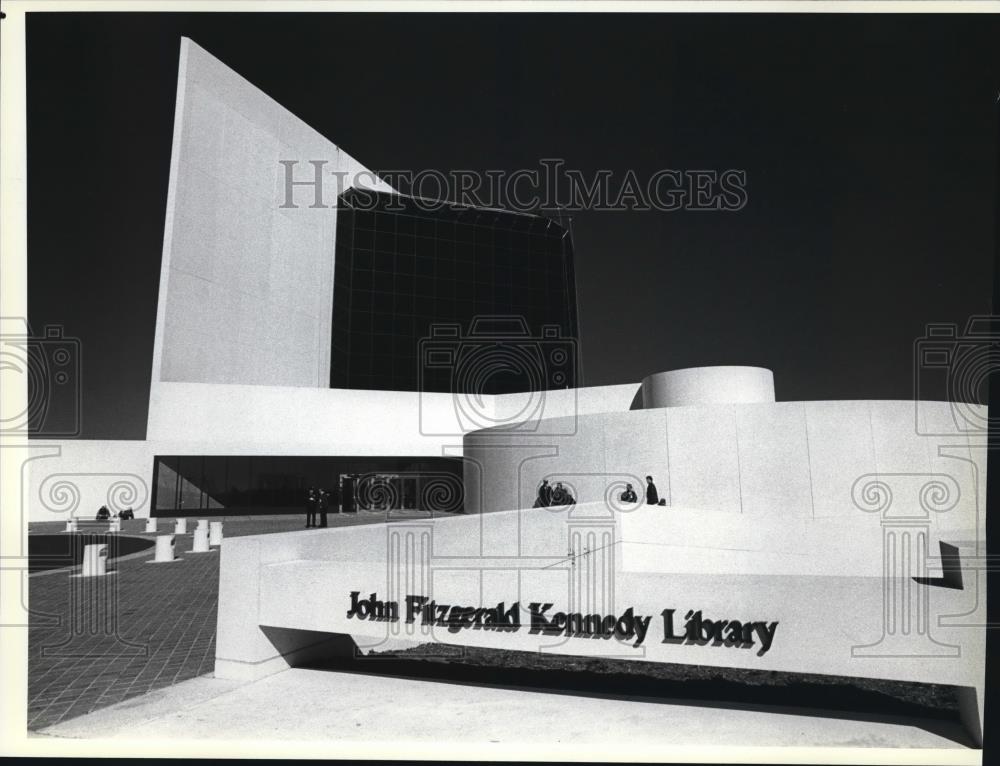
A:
641 366 775 409
463 400 986 538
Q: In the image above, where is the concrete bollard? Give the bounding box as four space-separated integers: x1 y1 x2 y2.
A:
191 526 210 553
174 518 187 535
68 518 78 533
81 543 108 577
109 518 121 533
209 521 223 546
64 520 74 532
153 535 176 562
145 517 157 533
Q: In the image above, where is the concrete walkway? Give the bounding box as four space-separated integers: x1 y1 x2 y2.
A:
38 666 974 755
27 511 450 729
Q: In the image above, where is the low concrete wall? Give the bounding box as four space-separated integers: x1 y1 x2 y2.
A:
214 502 985 744
148 382 481 451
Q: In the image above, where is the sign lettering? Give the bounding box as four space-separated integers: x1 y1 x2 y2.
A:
346 592 779 654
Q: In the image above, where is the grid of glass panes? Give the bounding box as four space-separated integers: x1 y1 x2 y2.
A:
330 191 578 393
152 455 465 514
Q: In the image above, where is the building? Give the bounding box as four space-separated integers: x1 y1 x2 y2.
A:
26 38 986 532
16 36 986 749
25 37 596 520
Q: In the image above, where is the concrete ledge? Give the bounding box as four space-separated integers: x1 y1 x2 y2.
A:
214 503 986 745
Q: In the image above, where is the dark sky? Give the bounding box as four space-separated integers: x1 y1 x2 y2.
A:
26 12 998 439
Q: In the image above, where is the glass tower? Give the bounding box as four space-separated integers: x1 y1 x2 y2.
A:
330 189 579 394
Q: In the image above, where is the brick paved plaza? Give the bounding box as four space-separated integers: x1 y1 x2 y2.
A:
27 512 426 730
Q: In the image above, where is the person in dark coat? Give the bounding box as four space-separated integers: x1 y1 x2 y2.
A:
645 476 659 505
620 484 638 503
318 489 329 528
551 482 575 506
549 482 565 506
537 479 553 508
305 487 317 528
96 505 110 520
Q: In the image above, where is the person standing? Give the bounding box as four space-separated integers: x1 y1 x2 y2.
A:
645 476 659 505
331 482 341 515
305 487 317 528
318 489 329 528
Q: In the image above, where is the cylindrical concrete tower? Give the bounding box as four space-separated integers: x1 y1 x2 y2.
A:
640 366 775 409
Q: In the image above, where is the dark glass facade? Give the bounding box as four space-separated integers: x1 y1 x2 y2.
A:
331 189 579 393
152 455 465 517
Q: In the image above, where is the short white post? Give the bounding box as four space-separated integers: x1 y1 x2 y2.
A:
64 520 74 532
145 517 157 533
69 518 78 533
174 518 187 535
153 535 175 562
109 518 121 533
209 521 223 546
81 543 108 577
191 526 210 553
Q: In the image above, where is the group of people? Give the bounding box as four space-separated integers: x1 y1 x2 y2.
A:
95 506 134 520
620 476 662 506
533 479 577 508
304 487 333 528
533 475 664 510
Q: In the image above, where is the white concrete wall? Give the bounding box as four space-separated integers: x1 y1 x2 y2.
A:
148 381 468 453
419 382 641 440
23 440 158 521
491 382 641 423
151 37 390 392
146 381 643 452
463 400 987 541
